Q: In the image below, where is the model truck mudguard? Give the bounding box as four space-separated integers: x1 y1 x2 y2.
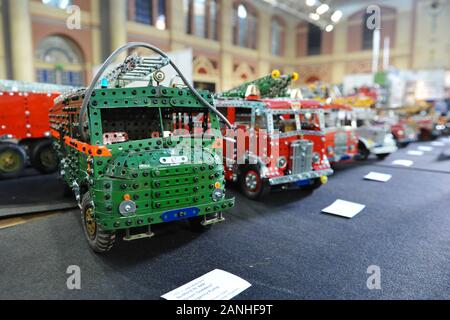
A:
216 71 333 199
50 42 234 253
0 81 74 178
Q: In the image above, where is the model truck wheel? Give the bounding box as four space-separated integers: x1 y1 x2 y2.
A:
81 193 116 253
376 153 389 160
240 166 270 200
0 143 26 178
30 140 58 174
357 141 370 161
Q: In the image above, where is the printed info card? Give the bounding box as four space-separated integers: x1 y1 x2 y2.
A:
162 269 251 300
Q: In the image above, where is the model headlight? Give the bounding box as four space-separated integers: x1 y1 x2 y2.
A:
312 153 320 163
397 130 404 136
212 188 224 202
277 156 287 169
119 200 137 217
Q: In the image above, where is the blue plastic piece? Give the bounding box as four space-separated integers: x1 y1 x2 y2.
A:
296 179 311 187
100 78 109 88
160 207 200 222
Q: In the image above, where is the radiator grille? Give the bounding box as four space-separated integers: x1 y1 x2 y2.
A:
291 140 313 174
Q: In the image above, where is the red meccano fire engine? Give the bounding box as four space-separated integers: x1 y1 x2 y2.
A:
216 72 333 199
0 80 75 178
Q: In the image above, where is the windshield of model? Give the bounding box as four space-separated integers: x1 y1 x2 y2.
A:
101 107 214 145
273 114 300 133
324 110 356 128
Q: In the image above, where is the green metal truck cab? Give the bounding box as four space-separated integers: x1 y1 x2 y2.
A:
50 43 234 253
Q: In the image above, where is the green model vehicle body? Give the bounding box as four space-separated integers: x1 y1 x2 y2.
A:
49 42 234 252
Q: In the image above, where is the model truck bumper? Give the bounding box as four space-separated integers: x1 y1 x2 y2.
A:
371 145 398 155
268 168 334 186
95 198 235 231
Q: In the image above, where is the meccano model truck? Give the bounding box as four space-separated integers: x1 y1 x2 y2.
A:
50 42 234 253
0 81 74 178
216 71 333 199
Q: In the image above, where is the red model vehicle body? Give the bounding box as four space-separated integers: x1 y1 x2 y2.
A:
0 91 58 140
216 96 333 199
308 101 360 164
0 81 74 177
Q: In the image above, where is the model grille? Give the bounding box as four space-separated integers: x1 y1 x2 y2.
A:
291 140 313 174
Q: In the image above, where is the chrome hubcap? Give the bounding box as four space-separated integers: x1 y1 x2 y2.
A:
245 173 258 191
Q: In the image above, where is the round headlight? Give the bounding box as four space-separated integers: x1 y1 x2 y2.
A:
119 200 136 217
277 156 287 169
212 189 224 202
312 153 320 163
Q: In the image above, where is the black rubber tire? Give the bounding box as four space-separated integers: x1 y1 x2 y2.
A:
357 141 370 161
81 193 116 253
397 141 410 148
0 143 27 178
186 214 217 232
239 165 270 200
376 153 389 160
30 139 58 174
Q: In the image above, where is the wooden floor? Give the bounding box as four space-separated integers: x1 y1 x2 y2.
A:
0 211 63 230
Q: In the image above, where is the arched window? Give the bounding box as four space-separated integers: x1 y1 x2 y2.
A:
307 23 322 56
271 18 285 56
41 0 73 10
362 11 374 50
233 3 257 49
134 0 167 30
184 0 219 40
35 36 84 86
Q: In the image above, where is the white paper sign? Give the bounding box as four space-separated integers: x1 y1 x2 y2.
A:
392 159 414 167
322 199 366 219
407 150 424 156
364 172 392 182
431 141 445 147
161 269 251 300
417 146 433 152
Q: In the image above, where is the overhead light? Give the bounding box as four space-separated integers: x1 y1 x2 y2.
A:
331 10 343 23
325 25 334 32
316 3 330 15
237 4 247 19
309 13 320 21
306 0 316 6
156 16 166 30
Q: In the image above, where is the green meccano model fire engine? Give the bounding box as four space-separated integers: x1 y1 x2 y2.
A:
50 43 234 253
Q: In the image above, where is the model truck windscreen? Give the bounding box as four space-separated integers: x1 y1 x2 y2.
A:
324 111 355 128
100 107 214 145
299 112 321 131
273 114 299 133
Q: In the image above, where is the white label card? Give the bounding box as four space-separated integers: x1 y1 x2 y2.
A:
364 172 392 182
322 199 366 219
417 146 433 152
392 159 414 167
407 150 424 156
161 269 251 300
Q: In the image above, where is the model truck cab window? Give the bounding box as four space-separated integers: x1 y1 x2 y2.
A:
50 42 234 253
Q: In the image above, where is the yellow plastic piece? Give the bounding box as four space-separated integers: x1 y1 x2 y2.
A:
292 72 299 81
320 176 328 185
271 69 281 79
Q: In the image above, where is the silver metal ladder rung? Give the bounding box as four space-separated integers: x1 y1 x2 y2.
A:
123 225 155 241
201 212 225 226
